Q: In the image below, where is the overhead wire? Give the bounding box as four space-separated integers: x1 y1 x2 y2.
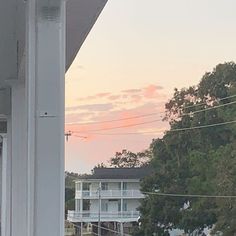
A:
66 220 131 236
142 191 236 199
89 222 131 236
76 120 236 136
65 220 99 236
183 93 236 110
65 94 236 126
66 112 161 126
70 100 236 134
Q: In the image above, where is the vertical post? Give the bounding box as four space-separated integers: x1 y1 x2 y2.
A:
98 182 101 236
120 222 124 236
10 0 65 236
80 181 83 221
33 1 65 236
121 181 124 223
1 134 9 236
81 222 83 236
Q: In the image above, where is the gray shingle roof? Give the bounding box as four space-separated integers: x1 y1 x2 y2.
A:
78 167 151 180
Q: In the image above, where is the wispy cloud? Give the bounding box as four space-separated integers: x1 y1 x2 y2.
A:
66 103 114 112
77 92 111 101
108 95 121 101
122 89 142 93
65 84 168 134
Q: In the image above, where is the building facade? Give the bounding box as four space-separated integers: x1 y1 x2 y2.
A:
67 167 150 235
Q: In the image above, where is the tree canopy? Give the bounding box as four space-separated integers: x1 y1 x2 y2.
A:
135 62 236 236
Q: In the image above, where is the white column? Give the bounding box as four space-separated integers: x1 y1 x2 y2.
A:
11 84 28 236
10 0 65 236
120 222 124 236
0 134 9 236
121 181 124 217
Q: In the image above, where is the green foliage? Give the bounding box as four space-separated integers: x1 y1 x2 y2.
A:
136 62 236 236
65 172 77 212
109 149 151 168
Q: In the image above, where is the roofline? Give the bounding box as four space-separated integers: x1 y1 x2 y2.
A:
75 179 140 183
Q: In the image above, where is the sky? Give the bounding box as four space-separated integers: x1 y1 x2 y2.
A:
65 0 236 174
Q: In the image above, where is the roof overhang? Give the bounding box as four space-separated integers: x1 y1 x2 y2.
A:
0 0 108 87
0 88 11 116
66 0 108 70
0 0 108 116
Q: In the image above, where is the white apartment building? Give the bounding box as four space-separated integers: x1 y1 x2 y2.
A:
67 167 150 235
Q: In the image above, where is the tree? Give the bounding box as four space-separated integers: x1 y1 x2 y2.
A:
109 149 151 168
136 62 236 235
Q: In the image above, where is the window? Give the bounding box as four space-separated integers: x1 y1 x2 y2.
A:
123 182 127 190
101 182 108 190
118 200 121 212
76 182 81 191
75 200 80 211
101 201 108 212
83 199 90 211
83 182 90 191
123 202 127 211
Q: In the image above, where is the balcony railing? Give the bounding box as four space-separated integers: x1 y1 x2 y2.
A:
76 190 144 199
67 210 140 222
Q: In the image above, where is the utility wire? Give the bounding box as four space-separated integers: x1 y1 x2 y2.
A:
183 94 236 110
66 220 131 236
65 220 99 236
89 222 131 236
66 112 160 126
187 100 236 115
143 191 236 199
78 120 236 136
73 134 88 139
66 94 236 126
70 100 236 133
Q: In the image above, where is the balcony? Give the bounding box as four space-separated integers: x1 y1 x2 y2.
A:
76 190 144 199
67 210 140 223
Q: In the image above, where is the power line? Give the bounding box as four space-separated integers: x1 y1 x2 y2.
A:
65 94 236 126
143 191 236 199
65 221 99 236
90 222 131 236
72 118 163 133
183 94 236 110
66 220 131 236
66 112 161 126
79 120 236 136
73 134 88 139
188 100 236 115
70 101 236 133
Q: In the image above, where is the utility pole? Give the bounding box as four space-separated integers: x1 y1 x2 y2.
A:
97 185 101 236
65 131 72 142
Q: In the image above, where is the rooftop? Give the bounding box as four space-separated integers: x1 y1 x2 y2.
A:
77 167 152 180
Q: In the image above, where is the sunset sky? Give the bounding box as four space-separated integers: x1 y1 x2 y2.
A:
65 0 236 173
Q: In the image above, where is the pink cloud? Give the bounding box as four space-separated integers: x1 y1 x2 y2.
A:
130 94 142 103
77 92 111 101
122 89 142 94
108 95 121 101
96 92 111 98
66 103 114 112
143 84 164 99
